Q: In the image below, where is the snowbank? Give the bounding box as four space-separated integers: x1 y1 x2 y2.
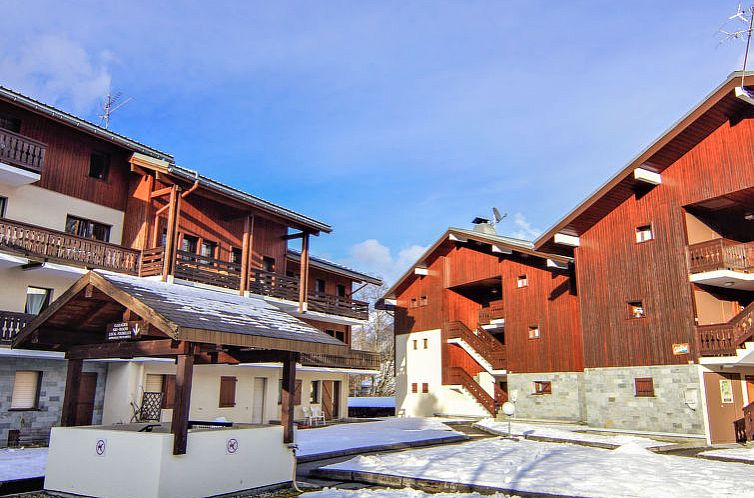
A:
323 438 754 497
348 397 396 408
297 417 462 458
303 488 511 498
700 446 754 463
475 418 668 448
0 447 47 482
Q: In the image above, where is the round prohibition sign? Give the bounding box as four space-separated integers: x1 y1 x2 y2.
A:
95 439 106 456
226 438 239 454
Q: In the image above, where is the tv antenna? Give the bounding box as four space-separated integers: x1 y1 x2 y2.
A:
719 3 754 87
492 207 507 226
98 89 133 129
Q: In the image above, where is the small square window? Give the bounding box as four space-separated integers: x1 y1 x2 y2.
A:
200 240 217 259
11 371 42 410
413 339 418 350
89 152 110 180
411 383 418 393
419 296 428 306
634 378 654 397
336 284 346 297
410 298 417 308
635 225 653 243
517 275 528 288
528 325 540 339
181 234 198 253
423 338 428 349
628 301 645 319
422 383 429 393
533 381 551 395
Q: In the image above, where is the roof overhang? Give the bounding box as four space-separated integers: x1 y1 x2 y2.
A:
286 250 382 286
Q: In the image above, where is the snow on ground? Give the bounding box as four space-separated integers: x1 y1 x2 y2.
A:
0 447 46 482
323 438 754 497
700 446 754 463
348 397 396 408
297 417 462 457
303 488 511 498
475 418 669 448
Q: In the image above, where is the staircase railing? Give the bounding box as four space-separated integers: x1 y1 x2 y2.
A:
444 321 506 370
442 366 497 415
737 401 754 443
697 300 754 356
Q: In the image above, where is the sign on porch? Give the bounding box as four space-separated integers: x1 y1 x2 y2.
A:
672 343 690 355
106 321 145 341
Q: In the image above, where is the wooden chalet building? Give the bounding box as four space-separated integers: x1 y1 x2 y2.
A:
0 85 381 446
386 71 754 444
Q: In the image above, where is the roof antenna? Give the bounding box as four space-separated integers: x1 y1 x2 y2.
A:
471 207 507 235
719 3 754 88
98 88 133 129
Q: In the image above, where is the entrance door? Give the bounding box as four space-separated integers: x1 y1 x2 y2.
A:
252 377 267 424
74 373 97 426
332 380 341 419
704 372 744 443
322 380 334 419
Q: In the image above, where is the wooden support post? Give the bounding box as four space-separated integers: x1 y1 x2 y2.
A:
172 347 195 455
281 351 299 444
298 233 310 313
239 215 253 295
162 185 181 281
61 359 83 427
143 174 154 251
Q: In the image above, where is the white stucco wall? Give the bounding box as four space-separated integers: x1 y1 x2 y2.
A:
0 183 125 244
396 330 488 418
0 264 83 314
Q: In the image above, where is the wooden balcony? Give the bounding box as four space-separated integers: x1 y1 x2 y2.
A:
478 299 505 325
697 301 754 356
0 310 34 344
687 239 754 274
0 218 140 274
301 349 381 370
141 248 370 320
0 128 46 174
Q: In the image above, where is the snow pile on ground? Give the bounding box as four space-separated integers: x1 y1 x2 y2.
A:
297 417 463 457
700 446 754 463
323 438 754 497
0 447 47 482
303 488 512 498
348 397 396 408
475 418 668 448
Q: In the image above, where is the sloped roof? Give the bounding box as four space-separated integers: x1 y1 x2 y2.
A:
287 249 383 286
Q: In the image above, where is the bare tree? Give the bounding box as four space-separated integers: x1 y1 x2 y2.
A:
352 283 395 396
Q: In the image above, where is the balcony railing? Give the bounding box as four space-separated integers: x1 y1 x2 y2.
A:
697 300 754 356
478 299 505 325
308 291 370 321
0 311 34 344
174 250 242 290
687 239 754 274
0 128 46 174
301 349 381 370
0 218 140 274
248 268 300 301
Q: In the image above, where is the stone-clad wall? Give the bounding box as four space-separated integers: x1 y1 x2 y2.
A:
583 365 705 434
0 356 108 446
506 372 585 422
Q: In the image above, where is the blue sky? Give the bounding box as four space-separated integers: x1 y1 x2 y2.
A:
0 1 747 282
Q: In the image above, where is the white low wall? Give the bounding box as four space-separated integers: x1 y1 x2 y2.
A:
45 425 294 498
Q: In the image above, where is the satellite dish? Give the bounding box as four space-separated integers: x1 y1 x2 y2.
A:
492 207 507 224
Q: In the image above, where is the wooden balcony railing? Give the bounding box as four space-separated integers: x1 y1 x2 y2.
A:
479 299 505 325
140 247 165 277
0 128 46 173
174 250 241 290
0 218 140 274
301 349 381 370
443 366 497 415
445 321 506 370
0 311 34 344
697 300 754 356
308 291 370 321
248 268 300 301
687 239 754 274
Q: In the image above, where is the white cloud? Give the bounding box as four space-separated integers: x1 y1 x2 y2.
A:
344 239 428 285
504 212 542 241
0 35 112 114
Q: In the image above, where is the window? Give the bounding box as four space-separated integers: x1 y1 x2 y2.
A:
315 279 326 294
336 284 346 297
231 248 243 266
11 371 42 410
533 381 552 395
528 325 540 339
310 380 320 403
181 234 198 253
411 383 418 393
422 383 429 393
144 374 175 409
413 339 418 350
410 298 417 308
635 224 653 243
0 114 21 133
628 300 645 319
326 329 346 342
200 240 217 259
419 296 428 307
423 338 428 349
635 378 654 397
219 376 237 408
262 256 275 272
0 196 6 218
25 287 52 315
88 152 110 180
517 275 528 288
65 215 111 242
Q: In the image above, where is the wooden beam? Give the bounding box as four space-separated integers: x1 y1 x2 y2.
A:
298 233 310 313
239 215 253 295
150 186 174 198
66 339 189 360
172 347 195 455
61 359 83 427
143 174 155 251
162 185 180 281
281 351 299 444
282 232 305 241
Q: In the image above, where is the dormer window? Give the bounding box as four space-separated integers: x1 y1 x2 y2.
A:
517 275 528 288
635 224 653 243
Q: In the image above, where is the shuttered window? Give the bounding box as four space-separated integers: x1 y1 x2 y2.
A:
422 383 429 393
411 383 418 393
11 371 41 410
635 378 655 397
219 376 237 408
145 374 163 393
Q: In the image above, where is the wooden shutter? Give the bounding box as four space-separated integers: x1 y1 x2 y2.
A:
219 376 237 407
635 378 654 397
411 383 418 393
422 383 429 393
11 371 41 409
294 379 303 405
162 375 176 409
145 374 163 393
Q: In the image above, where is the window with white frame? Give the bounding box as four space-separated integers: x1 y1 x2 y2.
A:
11 371 42 410
635 224 653 243
528 325 540 339
517 275 528 288
25 287 52 315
